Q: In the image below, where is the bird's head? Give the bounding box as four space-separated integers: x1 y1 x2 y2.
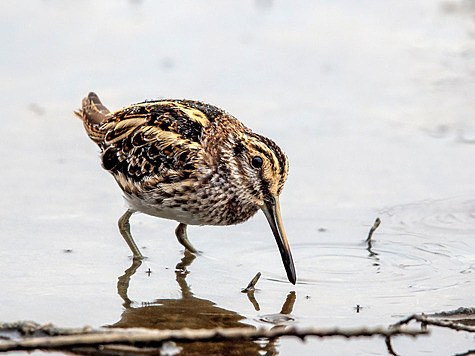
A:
230 131 288 204
222 129 296 284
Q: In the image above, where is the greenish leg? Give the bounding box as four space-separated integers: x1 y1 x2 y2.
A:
118 210 144 259
175 223 198 253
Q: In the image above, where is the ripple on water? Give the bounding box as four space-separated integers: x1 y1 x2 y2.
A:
236 196 474 304
258 314 295 325
240 240 471 297
380 196 475 238
247 242 435 287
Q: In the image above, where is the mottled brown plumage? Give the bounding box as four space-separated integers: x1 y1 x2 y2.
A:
75 92 296 283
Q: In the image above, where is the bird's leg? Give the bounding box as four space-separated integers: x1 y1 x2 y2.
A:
118 210 144 259
175 223 198 253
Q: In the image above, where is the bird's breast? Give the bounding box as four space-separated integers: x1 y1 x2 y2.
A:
123 176 260 227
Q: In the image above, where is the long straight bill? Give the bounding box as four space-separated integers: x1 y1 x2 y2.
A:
262 197 296 284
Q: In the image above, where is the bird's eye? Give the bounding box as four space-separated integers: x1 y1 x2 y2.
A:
251 156 263 168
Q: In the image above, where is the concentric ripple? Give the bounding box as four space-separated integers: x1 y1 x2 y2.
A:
238 238 472 299
244 242 447 289
380 196 475 238
233 196 474 311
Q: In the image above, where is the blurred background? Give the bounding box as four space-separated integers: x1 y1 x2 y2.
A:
1 1 474 355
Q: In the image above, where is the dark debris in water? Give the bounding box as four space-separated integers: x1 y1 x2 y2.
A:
241 272 261 293
366 217 381 243
430 307 474 317
429 307 475 326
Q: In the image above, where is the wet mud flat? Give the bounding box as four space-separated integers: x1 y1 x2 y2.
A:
1 0 475 355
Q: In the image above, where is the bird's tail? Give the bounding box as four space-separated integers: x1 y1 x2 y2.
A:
74 92 111 144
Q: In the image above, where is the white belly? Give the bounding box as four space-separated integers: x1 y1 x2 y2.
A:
124 194 205 226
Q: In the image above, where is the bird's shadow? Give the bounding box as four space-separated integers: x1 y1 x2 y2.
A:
108 251 296 355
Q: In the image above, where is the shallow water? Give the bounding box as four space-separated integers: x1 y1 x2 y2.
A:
1 1 474 355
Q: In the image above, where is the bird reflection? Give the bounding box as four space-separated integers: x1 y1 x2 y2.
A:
110 252 296 355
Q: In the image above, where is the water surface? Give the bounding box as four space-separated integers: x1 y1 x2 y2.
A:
0 1 474 355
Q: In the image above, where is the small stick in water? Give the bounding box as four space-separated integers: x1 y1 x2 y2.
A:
385 336 398 356
241 272 262 293
366 217 381 243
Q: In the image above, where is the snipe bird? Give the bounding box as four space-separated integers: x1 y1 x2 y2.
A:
75 92 296 284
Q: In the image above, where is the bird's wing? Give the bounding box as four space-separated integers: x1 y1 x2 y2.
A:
98 101 212 193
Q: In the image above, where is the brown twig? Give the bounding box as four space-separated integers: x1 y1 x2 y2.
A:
366 217 381 243
70 344 161 355
241 272 261 293
385 336 398 356
387 311 475 355
429 307 474 318
391 314 475 333
0 321 98 336
0 324 427 352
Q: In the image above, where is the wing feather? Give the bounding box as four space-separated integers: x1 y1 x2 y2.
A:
97 101 208 193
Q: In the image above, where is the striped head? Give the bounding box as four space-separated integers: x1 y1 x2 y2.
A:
220 127 295 284
226 130 289 207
